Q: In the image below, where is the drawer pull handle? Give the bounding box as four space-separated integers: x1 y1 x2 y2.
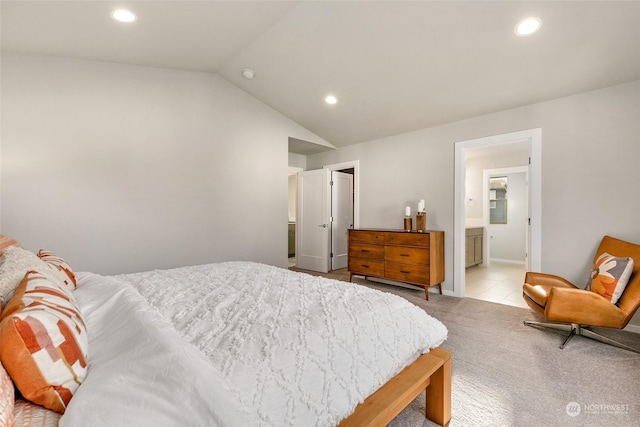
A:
400 270 411 274
361 265 370 268
361 249 370 253
400 254 410 257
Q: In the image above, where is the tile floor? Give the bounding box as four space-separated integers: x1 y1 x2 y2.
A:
465 260 528 308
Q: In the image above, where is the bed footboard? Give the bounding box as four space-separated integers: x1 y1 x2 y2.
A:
338 348 451 426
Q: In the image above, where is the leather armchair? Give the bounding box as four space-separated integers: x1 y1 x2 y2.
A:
522 235 640 353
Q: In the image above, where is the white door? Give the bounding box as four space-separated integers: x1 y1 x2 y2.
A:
331 171 354 270
296 169 331 273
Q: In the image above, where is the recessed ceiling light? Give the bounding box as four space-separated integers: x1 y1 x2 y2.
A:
515 17 542 36
325 95 337 105
242 68 255 79
111 9 137 23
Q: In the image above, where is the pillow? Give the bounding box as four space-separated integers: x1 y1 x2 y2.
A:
586 252 634 304
0 235 20 256
37 250 77 291
13 399 61 427
0 270 88 414
0 362 14 427
0 246 52 306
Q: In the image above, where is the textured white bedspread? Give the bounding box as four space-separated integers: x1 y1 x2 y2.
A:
117 261 448 426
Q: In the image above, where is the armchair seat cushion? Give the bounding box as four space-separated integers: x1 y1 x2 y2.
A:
523 283 553 307
523 273 577 308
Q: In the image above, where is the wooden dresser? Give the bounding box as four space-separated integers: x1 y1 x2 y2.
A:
348 229 445 300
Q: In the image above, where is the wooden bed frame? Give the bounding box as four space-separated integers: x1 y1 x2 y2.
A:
339 348 451 426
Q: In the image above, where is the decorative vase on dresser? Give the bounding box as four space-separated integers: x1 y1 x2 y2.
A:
348 229 445 300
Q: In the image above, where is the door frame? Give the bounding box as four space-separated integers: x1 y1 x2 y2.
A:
288 166 303 260
330 171 354 270
323 160 360 230
453 129 541 298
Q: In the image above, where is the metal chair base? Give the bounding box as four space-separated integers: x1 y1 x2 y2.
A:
523 320 640 354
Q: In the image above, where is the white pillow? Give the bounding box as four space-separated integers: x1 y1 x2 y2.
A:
0 246 53 305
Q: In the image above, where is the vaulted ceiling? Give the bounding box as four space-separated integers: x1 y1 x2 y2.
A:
3 1 640 148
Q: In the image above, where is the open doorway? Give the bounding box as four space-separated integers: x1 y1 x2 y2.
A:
454 128 542 303
465 166 529 307
288 166 303 268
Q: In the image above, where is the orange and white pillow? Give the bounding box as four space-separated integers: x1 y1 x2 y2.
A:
37 250 77 292
587 252 634 304
0 270 88 414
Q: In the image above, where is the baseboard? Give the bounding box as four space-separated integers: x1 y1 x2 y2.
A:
488 258 526 265
623 324 640 334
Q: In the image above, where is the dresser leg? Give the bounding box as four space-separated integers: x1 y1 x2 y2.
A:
424 287 429 300
349 272 353 282
438 283 443 295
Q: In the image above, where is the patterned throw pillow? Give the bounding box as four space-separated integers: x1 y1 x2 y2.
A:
0 271 88 414
0 362 14 427
13 399 61 427
37 250 77 291
0 235 20 256
0 246 52 306
587 252 634 304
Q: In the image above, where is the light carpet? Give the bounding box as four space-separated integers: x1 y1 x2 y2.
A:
357 280 640 427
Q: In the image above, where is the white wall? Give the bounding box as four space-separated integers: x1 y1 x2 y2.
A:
288 152 307 170
0 53 327 274
307 80 640 326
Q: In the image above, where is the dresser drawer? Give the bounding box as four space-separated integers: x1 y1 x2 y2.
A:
349 230 385 244
385 246 429 265
385 262 430 285
348 242 385 260
348 258 385 277
384 232 429 247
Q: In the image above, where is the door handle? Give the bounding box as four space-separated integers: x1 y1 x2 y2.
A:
318 224 328 228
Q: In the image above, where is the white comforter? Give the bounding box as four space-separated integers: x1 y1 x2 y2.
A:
62 262 447 426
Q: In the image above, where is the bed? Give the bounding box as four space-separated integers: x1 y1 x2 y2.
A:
0 239 451 426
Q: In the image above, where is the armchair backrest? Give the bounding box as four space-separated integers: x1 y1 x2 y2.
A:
596 235 640 327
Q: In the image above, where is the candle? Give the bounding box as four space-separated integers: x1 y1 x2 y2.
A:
405 206 411 217
418 200 425 212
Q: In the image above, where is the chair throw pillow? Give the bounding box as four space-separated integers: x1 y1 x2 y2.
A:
0 270 88 414
586 252 634 304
